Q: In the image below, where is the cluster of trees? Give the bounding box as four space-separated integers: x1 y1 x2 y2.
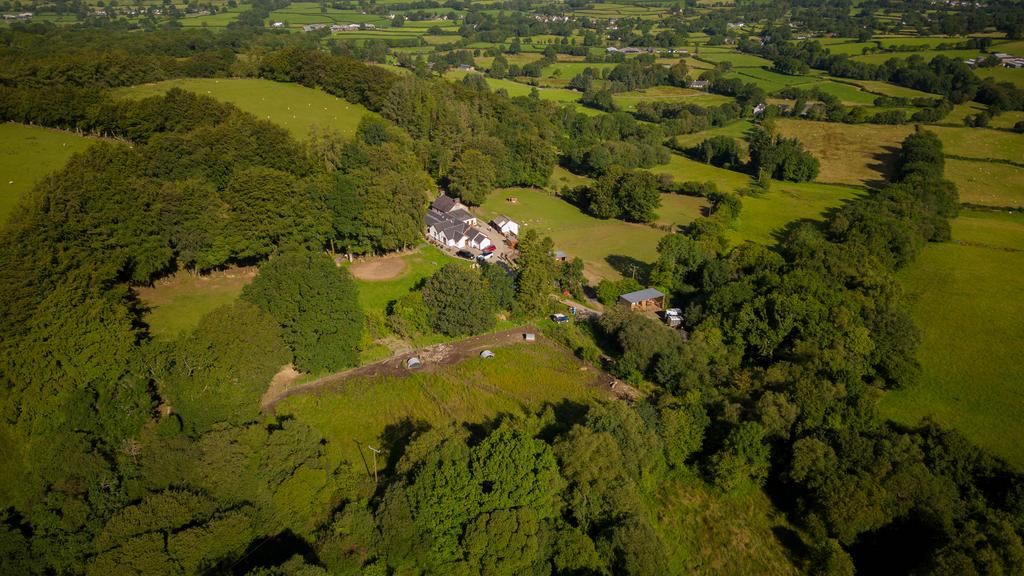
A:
748 122 820 183
769 85 954 125
564 166 662 223
633 100 743 136
594 128 1024 573
692 135 742 169
559 109 671 176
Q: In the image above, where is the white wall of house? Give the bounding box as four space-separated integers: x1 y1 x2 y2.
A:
499 221 519 236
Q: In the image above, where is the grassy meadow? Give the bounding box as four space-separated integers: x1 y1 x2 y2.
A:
880 210 1024 469
928 125 1024 164
944 158 1024 208
135 268 255 340
774 119 913 186
0 123 96 226
277 341 605 472
116 78 371 140
479 188 667 282
727 182 864 245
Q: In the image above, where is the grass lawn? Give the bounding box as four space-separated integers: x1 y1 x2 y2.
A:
479 188 668 282
648 153 752 193
347 244 464 315
135 268 256 340
724 68 818 91
945 158 1024 208
774 119 913 187
988 110 1024 131
879 210 1024 470
276 341 605 472
115 78 371 141
0 123 96 227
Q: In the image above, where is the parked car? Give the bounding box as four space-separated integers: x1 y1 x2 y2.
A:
456 250 474 260
551 313 569 324
477 252 494 262
484 244 497 252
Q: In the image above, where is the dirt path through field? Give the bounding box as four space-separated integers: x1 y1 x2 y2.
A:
262 326 639 412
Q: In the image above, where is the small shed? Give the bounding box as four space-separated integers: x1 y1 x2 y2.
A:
523 333 536 342
406 357 423 369
552 250 567 261
480 350 495 359
491 215 520 237
619 288 666 311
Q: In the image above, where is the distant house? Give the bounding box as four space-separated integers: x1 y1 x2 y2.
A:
457 64 476 72
618 288 666 311
491 215 519 237
431 194 466 214
688 80 710 90
753 103 767 116
331 23 360 32
303 23 327 32
448 208 477 226
552 250 567 261
271 21 285 28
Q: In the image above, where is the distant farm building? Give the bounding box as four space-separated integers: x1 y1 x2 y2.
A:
619 288 666 311
491 215 519 237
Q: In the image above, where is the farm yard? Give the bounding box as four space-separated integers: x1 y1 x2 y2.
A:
115 78 371 140
0 123 95 226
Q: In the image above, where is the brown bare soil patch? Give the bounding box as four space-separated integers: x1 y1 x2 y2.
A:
349 255 409 281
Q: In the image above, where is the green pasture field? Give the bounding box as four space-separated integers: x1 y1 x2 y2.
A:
874 35 970 49
974 67 1024 89
540 61 617 79
136 268 254 340
944 158 1024 208
347 244 463 315
724 68 818 91
993 39 1024 53
178 7 245 27
115 78 370 141
445 71 583 104
851 49 984 65
830 78 939 99
548 165 593 191
728 181 864 245
268 2 389 25
880 210 1024 470
673 120 754 149
988 110 1024 130
277 340 604 472
935 102 986 126
696 51 774 68
0 123 95 227
811 79 882 105
612 86 734 111
656 194 709 229
774 119 913 187
480 188 667 282
820 41 878 56
928 125 1024 164
644 153 860 244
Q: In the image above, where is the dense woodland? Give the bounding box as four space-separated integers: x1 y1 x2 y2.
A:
1 15 1023 576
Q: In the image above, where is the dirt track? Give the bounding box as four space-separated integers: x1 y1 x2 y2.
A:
262 325 639 412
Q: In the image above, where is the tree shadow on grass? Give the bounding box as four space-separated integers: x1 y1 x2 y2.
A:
605 254 652 284
865 144 901 189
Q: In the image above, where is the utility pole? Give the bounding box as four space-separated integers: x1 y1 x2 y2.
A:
368 445 381 485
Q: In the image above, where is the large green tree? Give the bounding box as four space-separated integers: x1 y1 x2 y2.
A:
159 301 290 434
421 264 496 336
243 249 364 373
447 149 497 206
